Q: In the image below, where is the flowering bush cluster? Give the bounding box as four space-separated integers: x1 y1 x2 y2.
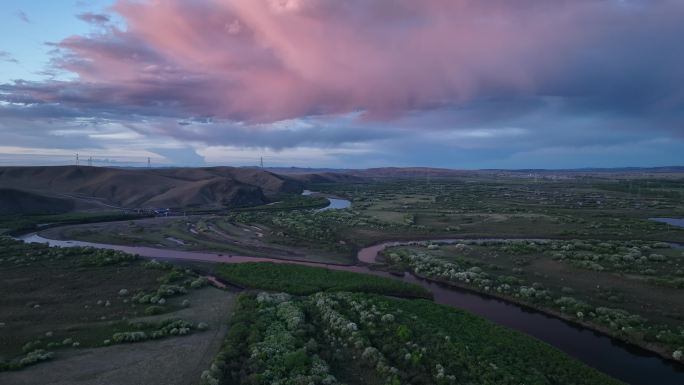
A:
229 205 428 252
388 246 561 304
0 349 55 371
109 319 201 345
386 240 684 358
0 238 139 267
130 272 207 310
309 292 457 385
542 239 677 274
202 293 339 385
202 291 623 385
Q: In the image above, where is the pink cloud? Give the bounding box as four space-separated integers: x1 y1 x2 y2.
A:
7 0 684 125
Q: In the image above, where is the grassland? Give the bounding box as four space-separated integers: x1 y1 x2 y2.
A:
202 291 622 385
7 174 684 383
215 262 431 298
41 214 353 264
40 176 684 262
381 239 684 360
0 238 233 381
312 177 684 244
0 211 148 236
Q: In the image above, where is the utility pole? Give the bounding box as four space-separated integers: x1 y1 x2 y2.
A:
76 153 79 167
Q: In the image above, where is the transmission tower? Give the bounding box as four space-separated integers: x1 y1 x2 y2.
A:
88 156 93 167
147 157 151 168
260 156 264 168
76 153 79 166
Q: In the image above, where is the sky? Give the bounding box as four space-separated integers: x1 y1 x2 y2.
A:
0 0 682 169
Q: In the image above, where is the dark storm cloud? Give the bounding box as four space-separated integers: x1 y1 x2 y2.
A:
0 0 682 167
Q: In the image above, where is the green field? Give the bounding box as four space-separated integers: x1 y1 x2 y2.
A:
0 238 223 376
382 239 684 359
7 175 684 384
216 262 430 298
203 291 622 385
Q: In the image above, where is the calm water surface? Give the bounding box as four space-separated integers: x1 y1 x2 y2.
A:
17 233 684 385
301 190 352 211
650 218 684 228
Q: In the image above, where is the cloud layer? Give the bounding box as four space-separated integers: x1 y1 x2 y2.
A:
0 0 682 167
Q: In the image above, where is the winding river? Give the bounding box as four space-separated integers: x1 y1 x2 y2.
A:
14 191 684 383
651 218 684 229
15 191 684 385
17 232 684 384
302 190 352 211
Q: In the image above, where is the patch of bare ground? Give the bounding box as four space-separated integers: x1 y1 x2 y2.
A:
0 288 236 385
529 258 684 326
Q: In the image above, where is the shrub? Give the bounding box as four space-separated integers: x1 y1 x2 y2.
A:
18 349 54 367
112 331 147 343
190 277 209 289
216 263 430 298
197 322 209 331
144 305 165 315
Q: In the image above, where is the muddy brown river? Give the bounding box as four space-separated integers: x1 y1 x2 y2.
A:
17 233 684 385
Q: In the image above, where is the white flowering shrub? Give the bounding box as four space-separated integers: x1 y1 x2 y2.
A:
308 292 456 385
108 319 196 345
17 349 54 367
673 350 683 361
190 277 209 289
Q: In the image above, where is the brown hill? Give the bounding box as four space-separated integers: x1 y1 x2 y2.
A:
348 167 473 178
0 188 75 215
0 166 303 211
286 172 365 184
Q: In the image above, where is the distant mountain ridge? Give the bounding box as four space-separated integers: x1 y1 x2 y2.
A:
0 166 304 212
267 166 684 178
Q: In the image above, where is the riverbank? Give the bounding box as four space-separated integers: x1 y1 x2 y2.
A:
14 230 684 384
400 266 680 364
368 240 684 367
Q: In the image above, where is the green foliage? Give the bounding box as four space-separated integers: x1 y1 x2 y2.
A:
203 292 623 385
234 195 330 212
202 293 339 385
0 237 139 267
216 262 431 298
0 349 55 371
110 319 200 345
0 212 148 235
144 305 166 315
387 240 684 356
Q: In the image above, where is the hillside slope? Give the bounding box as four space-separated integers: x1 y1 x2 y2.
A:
0 189 75 215
0 166 303 211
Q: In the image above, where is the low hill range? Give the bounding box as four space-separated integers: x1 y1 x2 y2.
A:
0 166 303 213
269 166 684 179
1 165 682 216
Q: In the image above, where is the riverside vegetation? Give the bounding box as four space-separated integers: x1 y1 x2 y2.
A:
0 238 215 372
200 291 621 385
7 174 684 384
381 239 684 361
